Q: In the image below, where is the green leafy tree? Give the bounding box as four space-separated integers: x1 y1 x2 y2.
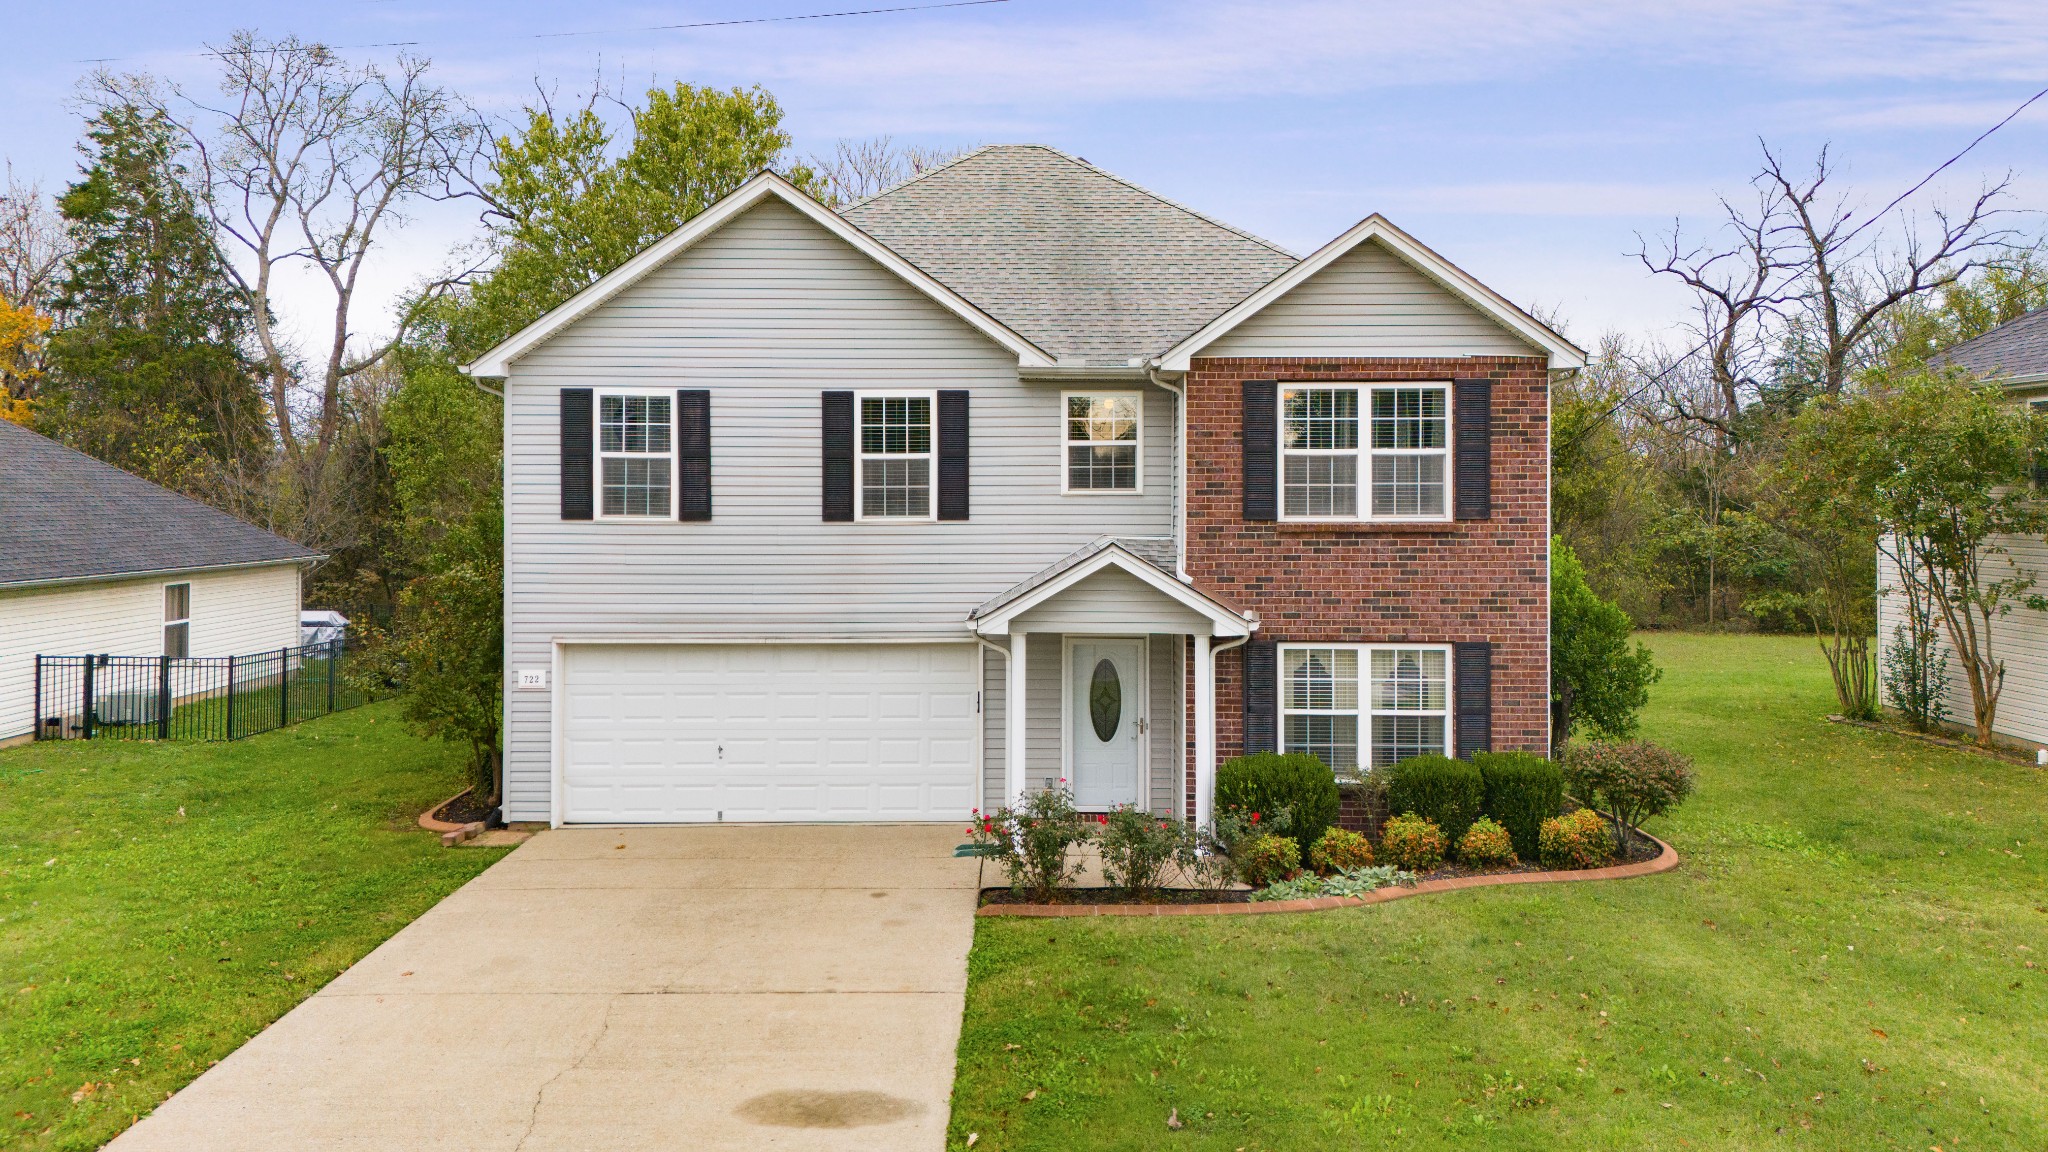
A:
1552 537 1661 741
1833 370 2048 743
41 102 266 495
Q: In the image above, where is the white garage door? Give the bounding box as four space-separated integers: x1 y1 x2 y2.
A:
560 643 979 823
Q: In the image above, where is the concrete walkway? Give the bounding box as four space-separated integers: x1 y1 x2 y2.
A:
107 824 984 1151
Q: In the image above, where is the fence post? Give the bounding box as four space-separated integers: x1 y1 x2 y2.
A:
327 640 338 715
279 647 291 730
158 654 172 740
226 656 236 741
33 655 41 741
82 656 96 740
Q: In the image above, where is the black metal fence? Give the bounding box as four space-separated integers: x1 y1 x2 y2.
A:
33 641 372 742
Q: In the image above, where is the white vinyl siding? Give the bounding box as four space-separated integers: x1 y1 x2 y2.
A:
1876 536 2048 748
0 564 303 743
1204 236 1541 359
501 197 1177 820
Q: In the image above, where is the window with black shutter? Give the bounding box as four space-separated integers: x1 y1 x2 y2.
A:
1453 640 1493 758
677 389 711 522
821 391 854 522
1242 638 1276 754
938 389 969 520
560 388 593 520
1242 379 1277 521
1453 379 1493 521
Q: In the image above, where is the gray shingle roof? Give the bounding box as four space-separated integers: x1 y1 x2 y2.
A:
841 145 1299 367
1934 305 2048 379
0 421 320 588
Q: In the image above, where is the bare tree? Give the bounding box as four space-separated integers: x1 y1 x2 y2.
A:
86 32 486 534
811 136 967 205
1759 144 2013 397
0 169 72 405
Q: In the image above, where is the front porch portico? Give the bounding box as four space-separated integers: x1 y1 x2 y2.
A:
968 539 1256 826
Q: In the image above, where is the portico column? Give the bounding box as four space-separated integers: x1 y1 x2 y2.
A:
1193 634 1215 829
1008 631 1029 805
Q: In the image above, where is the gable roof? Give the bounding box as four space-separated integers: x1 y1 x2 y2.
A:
1934 305 2048 382
968 537 1254 638
464 170 1055 377
841 145 1300 368
1158 214 1586 371
0 421 320 589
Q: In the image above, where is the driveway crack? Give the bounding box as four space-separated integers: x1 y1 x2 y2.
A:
512 994 617 1151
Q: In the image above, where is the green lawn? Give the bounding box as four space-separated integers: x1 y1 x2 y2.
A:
0 702 506 1151
949 634 2048 1151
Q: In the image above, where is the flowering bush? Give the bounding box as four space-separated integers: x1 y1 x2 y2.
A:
1456 816 1517 868
1232 833 1302 888
1379 813 1446 872
1309 827 1374 874
1098 805 1181 897
1563 739 1696 851
965 781 1092 901
1538 808 1615 870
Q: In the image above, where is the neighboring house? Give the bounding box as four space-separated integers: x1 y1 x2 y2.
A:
466 145 1582 827
1876 305 2048 751
0 421 321 745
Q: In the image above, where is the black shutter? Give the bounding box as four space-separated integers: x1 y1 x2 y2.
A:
1454 640 1493 758
1242 380 1278 521
1453 379 1492 521
821 391 855 522
1242 637 1277 755
937 389 970 521
677 389 711 522
560 388 593 520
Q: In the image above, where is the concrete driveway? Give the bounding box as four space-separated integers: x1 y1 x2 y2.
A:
107 824 983 1151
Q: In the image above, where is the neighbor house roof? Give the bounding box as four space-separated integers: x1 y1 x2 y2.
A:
1934 305 2048 382
0 420 320 589
840 145 1300 368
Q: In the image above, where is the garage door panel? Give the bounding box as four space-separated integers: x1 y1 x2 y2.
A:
562 644 978 823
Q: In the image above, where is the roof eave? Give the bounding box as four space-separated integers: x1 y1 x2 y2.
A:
969 544 1254 638
0 555 323 594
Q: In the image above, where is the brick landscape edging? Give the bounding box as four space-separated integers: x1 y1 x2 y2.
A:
975 834 1678 918
418 789 484 846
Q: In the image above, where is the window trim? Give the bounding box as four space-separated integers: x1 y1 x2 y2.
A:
1277 381 1454 523
854 389 939 522
1058 390 1145 495
1277 642 1454 772
592 386 679 522
163 582 190 659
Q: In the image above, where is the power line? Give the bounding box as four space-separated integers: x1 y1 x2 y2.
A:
1844 82 2048 245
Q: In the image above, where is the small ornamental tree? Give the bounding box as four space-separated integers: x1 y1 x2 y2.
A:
1562 740 1696 851
967 783 1091 901
1552 538 1661 742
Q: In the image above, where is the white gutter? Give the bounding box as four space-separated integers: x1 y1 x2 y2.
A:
0 555 324 594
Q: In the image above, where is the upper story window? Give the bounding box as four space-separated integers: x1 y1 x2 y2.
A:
859 393 933 518
164 583 190 658
598 392 673 518
1064 393 1141 492
1281 383 1449 520
1281 644 1450 772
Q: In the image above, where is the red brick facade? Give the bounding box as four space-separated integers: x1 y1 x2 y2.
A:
1182 355 1551 812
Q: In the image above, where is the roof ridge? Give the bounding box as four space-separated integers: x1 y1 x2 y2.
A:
841 143 1002 211
1026 144 1300 260
1937 302 2048 359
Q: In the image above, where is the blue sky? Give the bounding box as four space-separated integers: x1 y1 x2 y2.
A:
5 0 2046 355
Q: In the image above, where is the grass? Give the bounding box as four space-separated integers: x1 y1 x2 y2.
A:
0 701 506 1151
948 634 2048 1150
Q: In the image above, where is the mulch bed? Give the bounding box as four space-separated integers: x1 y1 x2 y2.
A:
430 789 496 827
1407 833 1663 884
980 886 1251 908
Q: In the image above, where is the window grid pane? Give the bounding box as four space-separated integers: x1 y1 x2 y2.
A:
1281 648 1360 771
1068 444 1138 490
1370 388 1445 450
1286 715 1358 771
600 395 671 454
1283 454 1358 517
1283 389 1358 450
164 622 189 659
601 457 671 517
1370 453 1445 517
861 396 931 455
164 584 189 622
1372 715 1446 766
1065 395 1138 490
858 396 933 516
862 458 930 518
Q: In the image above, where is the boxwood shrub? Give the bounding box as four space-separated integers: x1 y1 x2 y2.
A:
1214 751 1340 856
1384 754 1484 845
1474 750 1565 861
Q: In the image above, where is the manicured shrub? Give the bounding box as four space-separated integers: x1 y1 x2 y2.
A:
1384 755 1484 845
1214 752 1340 856
1309 827 1374 874
1475 750 1565 861
1538 808 1615 870
1233 833 1302 888
1563 739 1697 850
1456 816 1517 868
1097 805 1180 896
1379 813 1446 872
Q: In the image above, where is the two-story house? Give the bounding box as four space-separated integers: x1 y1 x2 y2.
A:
464 145 1581 828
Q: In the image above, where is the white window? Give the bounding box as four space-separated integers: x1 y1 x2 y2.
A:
1281 384 1449 520
857 392 934 519
164 583 190 658
1063 392 1141 492
1280 644 1451 772
597 392 673 518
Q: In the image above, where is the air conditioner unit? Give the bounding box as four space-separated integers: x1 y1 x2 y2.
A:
97 690 160 726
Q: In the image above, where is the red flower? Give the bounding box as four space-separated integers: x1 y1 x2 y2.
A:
1097 814 1109 825
1250 812 1261 824
983 819 994 833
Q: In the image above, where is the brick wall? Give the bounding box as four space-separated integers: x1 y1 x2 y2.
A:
1183 355 1551 795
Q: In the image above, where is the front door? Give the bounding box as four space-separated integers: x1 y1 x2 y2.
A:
1069 639 1145 809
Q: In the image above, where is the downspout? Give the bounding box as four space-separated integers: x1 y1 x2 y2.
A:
1145 362 1189 580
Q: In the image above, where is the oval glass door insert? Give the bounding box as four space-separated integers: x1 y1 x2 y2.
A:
1089 658 1122 742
